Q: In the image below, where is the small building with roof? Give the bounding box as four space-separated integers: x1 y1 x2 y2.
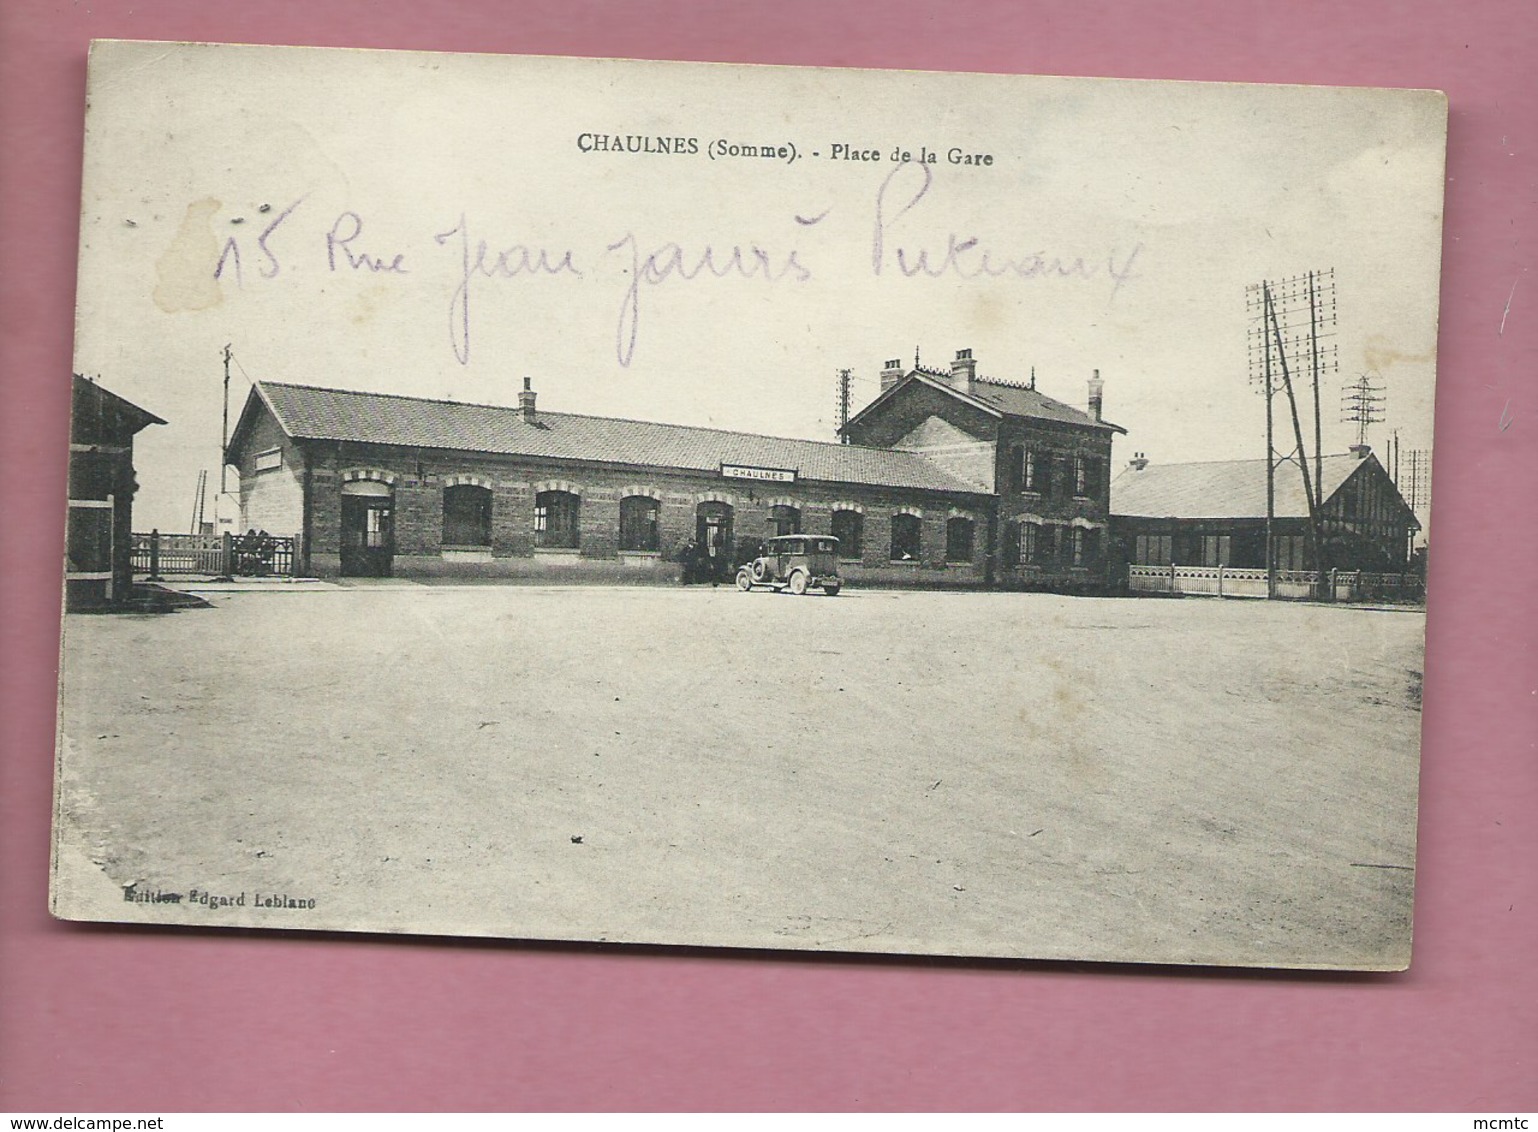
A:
1109 445 1420 575
224 347 1122 588
66 374 166 609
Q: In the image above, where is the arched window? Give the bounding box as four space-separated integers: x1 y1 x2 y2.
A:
946 516 975 562
619 495 660 552
443 484 492 547
534 490 580 548
890 512 921 561
831 510 863 558
767 504 801 537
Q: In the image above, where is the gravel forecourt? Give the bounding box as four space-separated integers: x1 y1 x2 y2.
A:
53 584 1425 969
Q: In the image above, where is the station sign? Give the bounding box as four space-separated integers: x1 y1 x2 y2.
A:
721 463 797 483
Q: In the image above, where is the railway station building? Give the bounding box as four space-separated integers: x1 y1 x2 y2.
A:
225 348 1124 588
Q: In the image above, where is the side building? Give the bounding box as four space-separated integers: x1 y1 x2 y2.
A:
1109 446 1421 575
65 375 166 610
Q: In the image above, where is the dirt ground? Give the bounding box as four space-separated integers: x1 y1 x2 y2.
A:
52 584 1426 968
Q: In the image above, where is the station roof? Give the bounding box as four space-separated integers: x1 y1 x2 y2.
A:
1110 452 1373 519
71 374 167 436
945 373 1121 430
237 381 991 496
844 367 1126 435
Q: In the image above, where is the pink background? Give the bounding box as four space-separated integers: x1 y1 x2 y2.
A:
2 0 1533 1112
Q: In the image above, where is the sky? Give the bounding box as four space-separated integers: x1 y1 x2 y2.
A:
71 41 1448 533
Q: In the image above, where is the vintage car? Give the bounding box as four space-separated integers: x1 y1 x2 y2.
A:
736 534 843 596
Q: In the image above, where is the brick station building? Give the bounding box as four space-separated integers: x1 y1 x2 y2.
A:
843 350 1125 588
224 348 1123 588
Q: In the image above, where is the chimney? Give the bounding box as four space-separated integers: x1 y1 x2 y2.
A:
1350 443 1371 460
1088 369 1104 422
519 376 537 423
950 348 976 394
879 358 905 394
1128 451 1149 471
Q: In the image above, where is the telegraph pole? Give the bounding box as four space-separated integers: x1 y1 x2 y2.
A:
834 368 852 442
1342 372 1386 448
1265 317 1275 598
1266 282 1325 589
220 344 232 495
1248 269 1338 599
216 343 233 531
1309 271 1323 507
1404 448 1430 563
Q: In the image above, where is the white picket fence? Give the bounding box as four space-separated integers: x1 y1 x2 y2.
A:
1127 564 1423 603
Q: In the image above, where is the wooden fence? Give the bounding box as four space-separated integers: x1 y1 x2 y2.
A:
1127 564 1423 603
132 530 299 579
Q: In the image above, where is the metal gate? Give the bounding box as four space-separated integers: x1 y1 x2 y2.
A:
132 530 299 578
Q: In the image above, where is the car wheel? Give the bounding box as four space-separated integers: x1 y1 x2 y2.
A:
788 570 809 595
735 569 753 591
823 583 841 596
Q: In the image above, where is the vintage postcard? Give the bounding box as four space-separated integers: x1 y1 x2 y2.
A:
55 40 1445 968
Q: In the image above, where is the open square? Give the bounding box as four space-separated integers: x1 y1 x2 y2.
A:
54 585 1424 967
